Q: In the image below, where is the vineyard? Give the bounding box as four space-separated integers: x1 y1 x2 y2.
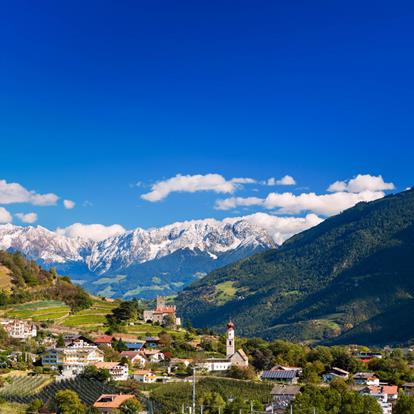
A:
1 376 119 405
0 375 52 398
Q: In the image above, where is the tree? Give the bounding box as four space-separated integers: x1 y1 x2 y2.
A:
57 334 65 348
26 399 43 413
227 365 256 380
55 389 86 414
394 393 414 414
120 398 143 413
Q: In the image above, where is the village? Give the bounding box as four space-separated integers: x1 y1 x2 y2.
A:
0 296 412 413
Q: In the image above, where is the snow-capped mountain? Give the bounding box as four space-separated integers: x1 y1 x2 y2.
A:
0 218 276 299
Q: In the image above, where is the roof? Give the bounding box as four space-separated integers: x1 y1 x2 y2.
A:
262 370 298 380
271 385 301 395
227 320 235 330
354 372 378 379
154 307 176 314
133 369 154 375
94 362 122 369
120 351 145 359
145 337 160 342
235 348 248 361
403 383 414 388
126 343 144 350
331 367 350 375
94 335 113 343
142 349 162 355
94 394 135 409
365 385 398 395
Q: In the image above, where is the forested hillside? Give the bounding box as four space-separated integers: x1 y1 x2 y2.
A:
0 251 92 312
177 189 414 345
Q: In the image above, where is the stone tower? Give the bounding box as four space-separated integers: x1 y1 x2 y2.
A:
156 296 166 309
226 320 235 358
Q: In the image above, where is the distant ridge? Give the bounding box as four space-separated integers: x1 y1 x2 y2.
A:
0 216 277 299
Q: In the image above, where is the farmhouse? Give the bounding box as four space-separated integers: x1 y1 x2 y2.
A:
93 394 135 413
1 319 37 339
266 385 301 413
133 369 157 383
93 361 129 381
353 372 380 386
94 335 113 348
261 370 299 384
402 383 414 396
120 351 147 367
143 296 181 326
323 367 350 382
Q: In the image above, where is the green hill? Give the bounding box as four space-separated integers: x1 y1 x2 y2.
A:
0 250 92 312
176 188 414 345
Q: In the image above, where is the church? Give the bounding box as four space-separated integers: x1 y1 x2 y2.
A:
196 320 248 372
225 320 249 368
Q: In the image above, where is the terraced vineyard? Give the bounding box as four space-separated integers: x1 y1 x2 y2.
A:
2 377 119 405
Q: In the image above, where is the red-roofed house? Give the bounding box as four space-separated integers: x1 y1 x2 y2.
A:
93 362 129 381
93 394 135 413
120 351 147 367
94 335 113 348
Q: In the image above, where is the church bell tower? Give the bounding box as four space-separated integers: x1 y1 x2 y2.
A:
226 320 235 358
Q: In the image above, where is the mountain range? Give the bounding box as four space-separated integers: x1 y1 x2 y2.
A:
176 188 414 346
0 217 277 298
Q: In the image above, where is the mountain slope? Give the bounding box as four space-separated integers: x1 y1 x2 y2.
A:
0 218 277 299
0 250 92 311
176 189 414 345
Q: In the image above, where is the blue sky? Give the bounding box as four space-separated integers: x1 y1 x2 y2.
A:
0 1 413 238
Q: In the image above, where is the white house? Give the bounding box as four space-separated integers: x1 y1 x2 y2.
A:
132 369 157 383
120 351 147 367
2 319 37 339
353 372 380 386
94 362 129 381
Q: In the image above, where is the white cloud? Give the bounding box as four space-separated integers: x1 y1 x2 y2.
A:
56 223 126 242
0 179 59 206
328 174 395 193
15 212 38 224
266 175 296 186
215 196 263 210
141 174 242 202
63 199 75 209
263 190 385 215
230 212 324 245
0 207 12 223
230 177 257 184
216 190 385 216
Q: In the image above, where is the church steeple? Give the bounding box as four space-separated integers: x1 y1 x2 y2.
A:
226 320 235 358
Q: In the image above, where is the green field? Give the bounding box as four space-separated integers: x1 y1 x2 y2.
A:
5 300 70 320
4 299 118 331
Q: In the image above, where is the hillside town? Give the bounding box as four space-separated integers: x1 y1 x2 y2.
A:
0 296 412 413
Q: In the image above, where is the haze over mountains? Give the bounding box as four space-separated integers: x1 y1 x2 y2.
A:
0 213 316 298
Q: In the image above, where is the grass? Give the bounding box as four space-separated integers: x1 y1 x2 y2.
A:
0 265 12 292
0 402 28 413
5 300 70 320
214 281 237 305
4 298 118 331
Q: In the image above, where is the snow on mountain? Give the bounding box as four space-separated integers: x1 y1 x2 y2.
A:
0 217 276 275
